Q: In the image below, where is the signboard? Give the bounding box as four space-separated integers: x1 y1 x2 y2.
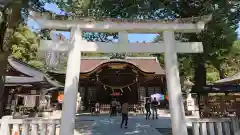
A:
31 90 37 94
187 95 195 111
111 92 121 96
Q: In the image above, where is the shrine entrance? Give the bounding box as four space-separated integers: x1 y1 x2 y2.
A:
32 11 211 135
78 58 166 110
48 57 166 111
90 61 152 104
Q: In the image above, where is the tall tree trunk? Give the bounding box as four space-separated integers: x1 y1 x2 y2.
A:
0 53 8 117
193 54 207 92
0 1 22 117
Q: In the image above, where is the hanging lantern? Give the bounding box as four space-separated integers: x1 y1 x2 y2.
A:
136 74 139 82
128 86 131 92
96 74 99 82
120 88 123 93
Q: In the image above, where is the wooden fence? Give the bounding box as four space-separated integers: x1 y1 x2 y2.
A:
0 116 239 135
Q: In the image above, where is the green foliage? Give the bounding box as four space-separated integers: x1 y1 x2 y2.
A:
11 24 44 69
151 1 239 84
47 1 240 84
206 72 219 83
232 40 240 55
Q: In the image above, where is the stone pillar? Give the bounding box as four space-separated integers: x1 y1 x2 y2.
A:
163 31 188 135
39 90 46 112
59 28 82 135
0 116 13 135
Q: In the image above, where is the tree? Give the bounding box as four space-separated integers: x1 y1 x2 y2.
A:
153 35 195 80
203 19 237 79
164 1 239 88
151 1 240 86
11 24 44 69
0 0 24 117
0 0 55 117
223 40 240 76
41 1 239 84
54 0 170 43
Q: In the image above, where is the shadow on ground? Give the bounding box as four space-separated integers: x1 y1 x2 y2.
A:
73 116 164 135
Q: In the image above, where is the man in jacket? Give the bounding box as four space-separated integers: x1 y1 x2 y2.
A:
121 100 129 128
151 97 159 119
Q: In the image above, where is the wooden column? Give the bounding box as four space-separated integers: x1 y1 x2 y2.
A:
3 88 10 112
160 77 165 94
96 79 101 102
136 74 139 103
136 83 140 103
145 85 148 97
84 84 88 111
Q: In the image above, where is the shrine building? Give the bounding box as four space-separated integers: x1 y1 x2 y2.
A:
48 56 166 108
4 56 61 115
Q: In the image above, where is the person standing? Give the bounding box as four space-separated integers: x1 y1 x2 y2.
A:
111 98 117 116
95 102 100 115
145 99 151 120
121 100 129 128
151 97 159 119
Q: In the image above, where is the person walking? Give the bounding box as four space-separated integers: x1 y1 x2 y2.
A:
145 99 151 120
151 97 159 119
121 100 129 129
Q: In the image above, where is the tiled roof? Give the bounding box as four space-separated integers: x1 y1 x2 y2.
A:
53 57 165 75
214 72 240 84
6 56 62 87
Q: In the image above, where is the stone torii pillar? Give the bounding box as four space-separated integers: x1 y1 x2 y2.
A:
163 31 187 135
59 27 82 135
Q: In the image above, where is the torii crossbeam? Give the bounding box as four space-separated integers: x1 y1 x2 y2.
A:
32 12 211 135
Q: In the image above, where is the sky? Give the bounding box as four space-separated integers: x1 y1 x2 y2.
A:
28 3 240 41
28 3 157 42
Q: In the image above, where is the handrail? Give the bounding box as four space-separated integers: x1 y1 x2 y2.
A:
0 116 239 135
187 117 239 135
0 117 60 135
187 117 231 122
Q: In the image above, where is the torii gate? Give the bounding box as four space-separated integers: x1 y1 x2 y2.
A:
32 12 211 135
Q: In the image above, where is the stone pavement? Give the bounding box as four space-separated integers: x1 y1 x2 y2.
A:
53 111 197 135
72 115 167 135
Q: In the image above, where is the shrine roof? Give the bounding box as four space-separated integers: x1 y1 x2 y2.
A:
191 85 240 93
214 72 240 85
6 56 62 87
51 57 165 75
